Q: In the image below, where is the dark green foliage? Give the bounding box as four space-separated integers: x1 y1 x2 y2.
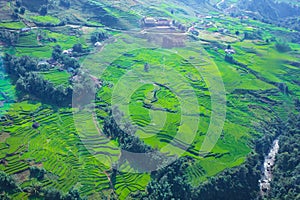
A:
39 5 48 16
0 171 19 193
3 54 38 78
103 108 168 172
0 192 11 200
64 188 86 200
72 43 90 56
269 113 300 200
29 166 46 180
61 55 80 69
19 7 26 15
225 54 234 63
90 31 109 44
52 45 63 60
59 0 71 8
16 72 72 106
4 54 72 106
275 42 292 53
25 182 43 197
21 0 48 12
193 153 261 200
16 0 22 7
0 30 19 45
44 187 63 200
52 45 81 68
144 157 192 200
243 31 262 40
72 43 83 53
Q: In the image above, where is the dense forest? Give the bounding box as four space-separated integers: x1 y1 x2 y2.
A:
269 114 300 199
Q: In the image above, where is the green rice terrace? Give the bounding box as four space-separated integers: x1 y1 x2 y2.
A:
0 0 299 199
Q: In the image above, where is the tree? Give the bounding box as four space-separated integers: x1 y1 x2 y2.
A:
52 45 62 60
91 31 109 43
39 5 48 16
145 157 192 200
44 188 62 200
29 166 46 180
25 182 43 197
275 42 291 53
0 30 19 45
19 7 26 15
72 43 83 53
59 0 71 8
64 188 86 200
235 30 240 36
0 171 19 192
16 0 21 7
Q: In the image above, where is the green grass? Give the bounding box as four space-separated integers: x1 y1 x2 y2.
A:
40 70 71 87
30 15 61 24
0 21 25 29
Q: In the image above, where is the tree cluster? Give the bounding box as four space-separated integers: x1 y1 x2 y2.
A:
4 54 72 106
275 42 292 53
243 30 263 40
103 108 169 172
0 171 19 193
144 157 192 200
0 30 19 46
29 166 47 180
52 45 81 68
90 31 109 44
59 0 71 8
24 184 86 200
269 113 300 199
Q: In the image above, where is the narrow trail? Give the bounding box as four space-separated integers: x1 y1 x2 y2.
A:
259 139 280 196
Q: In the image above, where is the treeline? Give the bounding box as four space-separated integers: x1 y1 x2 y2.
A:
103 108 169 172
3 54 72 106
3 45 97 106
0 30 19 45
269 113 300 199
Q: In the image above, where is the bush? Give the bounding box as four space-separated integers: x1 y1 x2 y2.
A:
59 0 71 8
39 5 48 16
0 171 19 192
20 7 26 15
29 166 46 180
275 42 292 52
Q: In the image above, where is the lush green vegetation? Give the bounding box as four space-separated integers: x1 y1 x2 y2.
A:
269 113 300 199
30 15 61 25
0 0 299 199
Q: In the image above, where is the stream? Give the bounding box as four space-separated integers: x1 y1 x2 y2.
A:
259 139 280 196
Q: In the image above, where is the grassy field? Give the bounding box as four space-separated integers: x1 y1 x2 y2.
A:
29 15 61 24
40 70 71 87
0 21 25 29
